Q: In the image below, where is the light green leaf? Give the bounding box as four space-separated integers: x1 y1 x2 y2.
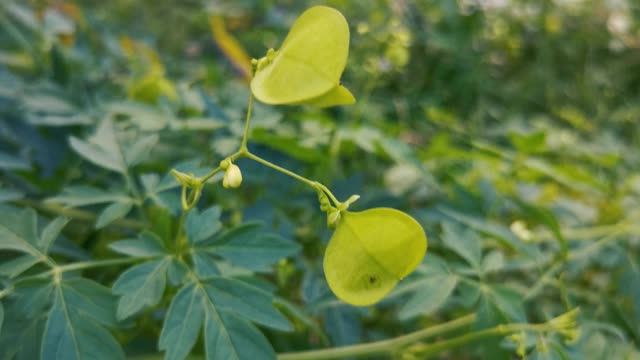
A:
0 301 4 335
251 6 354 107
68 118 126 173
158 282 204 360
95 201 133 229
47 186 131 207
186 206 222 244
26 113 92 126
324 208 427 306
125 134 159 166
40 216 69 253
398 274 458 320
22 93 75 113
481 250 505 274
0 152 30 170
516 200 568 256
69 136 126 173
109 231 166 257
204 277 291 331
0 188 23 202
41 287 124 360
442 222 482 269
209 223 301 271
112 258 170 320
437 207 532 255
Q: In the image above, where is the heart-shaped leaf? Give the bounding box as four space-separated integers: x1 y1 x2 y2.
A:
323 208 427 306
250 6 355 107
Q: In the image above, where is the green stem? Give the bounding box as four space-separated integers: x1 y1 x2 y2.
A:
245 152 316 187
244 152 341 206
57 258 139 272
417 322 551 358
3 257 141 295
568 223 630 261
277 314 476 360
240 93 254 151
175 210 188 253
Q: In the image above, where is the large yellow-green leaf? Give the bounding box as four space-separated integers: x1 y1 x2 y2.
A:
250 6 355 107
323 208 427 306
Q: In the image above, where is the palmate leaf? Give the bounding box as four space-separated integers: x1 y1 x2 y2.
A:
441 222 482 270
0 206 68 278
202 222 301 272
68 118 126 173
41 279 124 360
159 277 289 360
386 255 458 320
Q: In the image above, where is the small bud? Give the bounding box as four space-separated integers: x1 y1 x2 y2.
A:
342 194 360 210
223 163 242 188
171 169 197 187
327 210 341 228
219 158 231 170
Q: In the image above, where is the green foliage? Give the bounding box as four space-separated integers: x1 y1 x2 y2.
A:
2 0 640 359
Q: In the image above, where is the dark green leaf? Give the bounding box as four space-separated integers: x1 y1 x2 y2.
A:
186 206 222 244
158 282 204 360
41 286 124 360
47 186 131 207
109 231 166 257
39 217 69 253
398 274 458 320
442 222 482 269
0 207 42 256
204 277 291 331
95 201 133 229
62 278 120 328
112 258 170 320
0 151 30 170
0 255 41 278
191 251 220 279
209 223 300 271
167 258 189 286
203 301 276 360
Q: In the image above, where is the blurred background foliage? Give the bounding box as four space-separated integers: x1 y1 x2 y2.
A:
1 0 640 359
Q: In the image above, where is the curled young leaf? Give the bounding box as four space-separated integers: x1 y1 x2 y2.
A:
250 6 355 107
323 208 427 306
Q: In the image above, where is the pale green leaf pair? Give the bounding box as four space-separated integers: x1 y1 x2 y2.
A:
324 208 427 306
251 6 355 107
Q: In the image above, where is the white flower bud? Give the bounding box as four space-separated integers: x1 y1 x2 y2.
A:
223 163 242 188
